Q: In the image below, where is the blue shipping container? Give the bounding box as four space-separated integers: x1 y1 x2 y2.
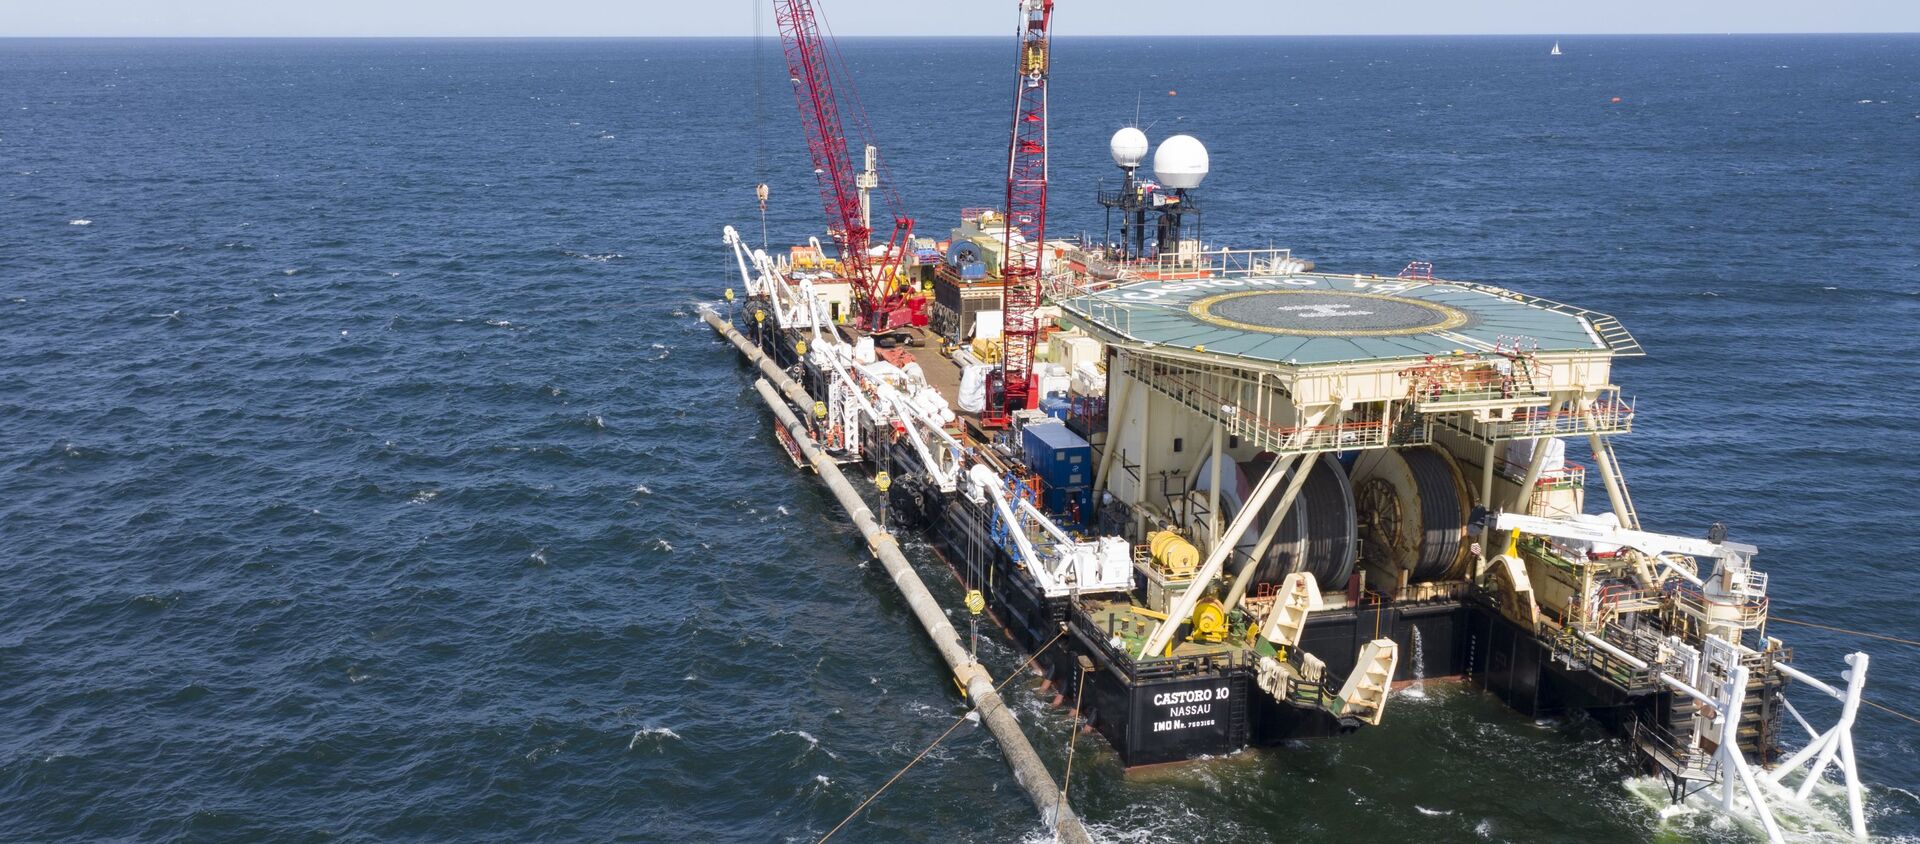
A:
1022 421 1091 495
1038 395 1072 421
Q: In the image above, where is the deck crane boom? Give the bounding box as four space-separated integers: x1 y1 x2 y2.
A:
772 0 914 328
987 0 1054 424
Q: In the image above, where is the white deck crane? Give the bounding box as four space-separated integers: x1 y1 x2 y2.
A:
1495 511 1873 841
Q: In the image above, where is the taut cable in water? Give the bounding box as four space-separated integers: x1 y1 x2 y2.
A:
818 629 1069 844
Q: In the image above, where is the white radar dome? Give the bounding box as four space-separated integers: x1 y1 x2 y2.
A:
1153 134 1209 190
1109 126 1149 168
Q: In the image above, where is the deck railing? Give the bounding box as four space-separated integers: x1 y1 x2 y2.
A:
1666 581 1770 631
1126 355 1431 455
1482 398 1635 439
1580 584 1666 628
1435 280 1645 357
1071 605 1246 682
1634 720 1716 780
1543 624 1662 692
1069 244 1301 282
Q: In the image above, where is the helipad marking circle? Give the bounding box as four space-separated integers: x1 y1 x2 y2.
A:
1188 290 1470 337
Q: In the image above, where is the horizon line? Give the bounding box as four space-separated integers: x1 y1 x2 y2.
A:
4 31 1918 39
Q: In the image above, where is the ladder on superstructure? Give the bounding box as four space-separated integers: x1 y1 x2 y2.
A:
1590 434 1641 530
1493 336 1544 398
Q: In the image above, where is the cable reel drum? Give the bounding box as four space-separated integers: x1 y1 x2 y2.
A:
1353 445 1473 583
1192 452 1357 593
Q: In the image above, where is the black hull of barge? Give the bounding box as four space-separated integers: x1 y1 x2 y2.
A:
742 319 1673 767
881 441 1672 766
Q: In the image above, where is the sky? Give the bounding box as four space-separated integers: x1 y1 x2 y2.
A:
4 0 1918 37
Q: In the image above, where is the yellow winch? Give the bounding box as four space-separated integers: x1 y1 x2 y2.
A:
1147 530 1199 577
1190 597 1228 643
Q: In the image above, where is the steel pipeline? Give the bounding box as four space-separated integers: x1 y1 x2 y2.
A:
706 308 1093 843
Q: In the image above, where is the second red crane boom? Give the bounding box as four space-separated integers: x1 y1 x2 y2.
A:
990 0 1054 423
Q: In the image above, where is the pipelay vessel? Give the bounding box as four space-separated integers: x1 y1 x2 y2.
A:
710 2 1879 840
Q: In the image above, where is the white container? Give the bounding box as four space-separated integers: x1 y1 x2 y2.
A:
1071 361 1106 397
1060 336 1103 370
973 310 1004 340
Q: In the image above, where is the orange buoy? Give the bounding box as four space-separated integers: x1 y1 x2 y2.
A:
1610 96 1623 103
1168 90 1177 96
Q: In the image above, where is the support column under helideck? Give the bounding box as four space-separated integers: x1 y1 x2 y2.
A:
1136 380 1153 536
1510 402 1562 515
1092 353 1134 498
1499 400 1561 562
1587 430 1636 530
1478 439 1497 576
1208 420 1224 539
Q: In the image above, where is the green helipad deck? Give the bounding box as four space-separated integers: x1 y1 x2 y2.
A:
1057 273 1641 367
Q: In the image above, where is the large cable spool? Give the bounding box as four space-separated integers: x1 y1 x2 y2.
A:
1298 453 1358 587
1240 452 1304 587
1353 446 1472 582
1215 453 1356 590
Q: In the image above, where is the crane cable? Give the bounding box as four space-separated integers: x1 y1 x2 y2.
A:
817 627 1068 844
752 0 769 248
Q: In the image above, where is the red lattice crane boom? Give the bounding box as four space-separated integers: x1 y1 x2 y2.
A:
990 0 1054 422
773 0 914 328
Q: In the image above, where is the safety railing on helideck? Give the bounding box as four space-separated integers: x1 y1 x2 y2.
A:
1435 280 1646 358
1074 299 1140 340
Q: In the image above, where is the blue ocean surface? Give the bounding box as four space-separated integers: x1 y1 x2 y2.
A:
3 34 1917 842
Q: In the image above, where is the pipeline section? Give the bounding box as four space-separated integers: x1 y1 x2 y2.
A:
705 308 815 411
706 308 1094 844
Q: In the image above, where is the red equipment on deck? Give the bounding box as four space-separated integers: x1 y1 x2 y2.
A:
986 0 1054 425
773 0 914 328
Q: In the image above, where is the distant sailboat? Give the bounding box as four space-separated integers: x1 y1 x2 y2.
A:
1551 41 1563 56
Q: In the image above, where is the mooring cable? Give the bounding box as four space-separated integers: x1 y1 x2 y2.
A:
1055 663 1090 828
1768 615 1920 649
817 627 1070 844
1762 615 1920 725
1862 698 1920 727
